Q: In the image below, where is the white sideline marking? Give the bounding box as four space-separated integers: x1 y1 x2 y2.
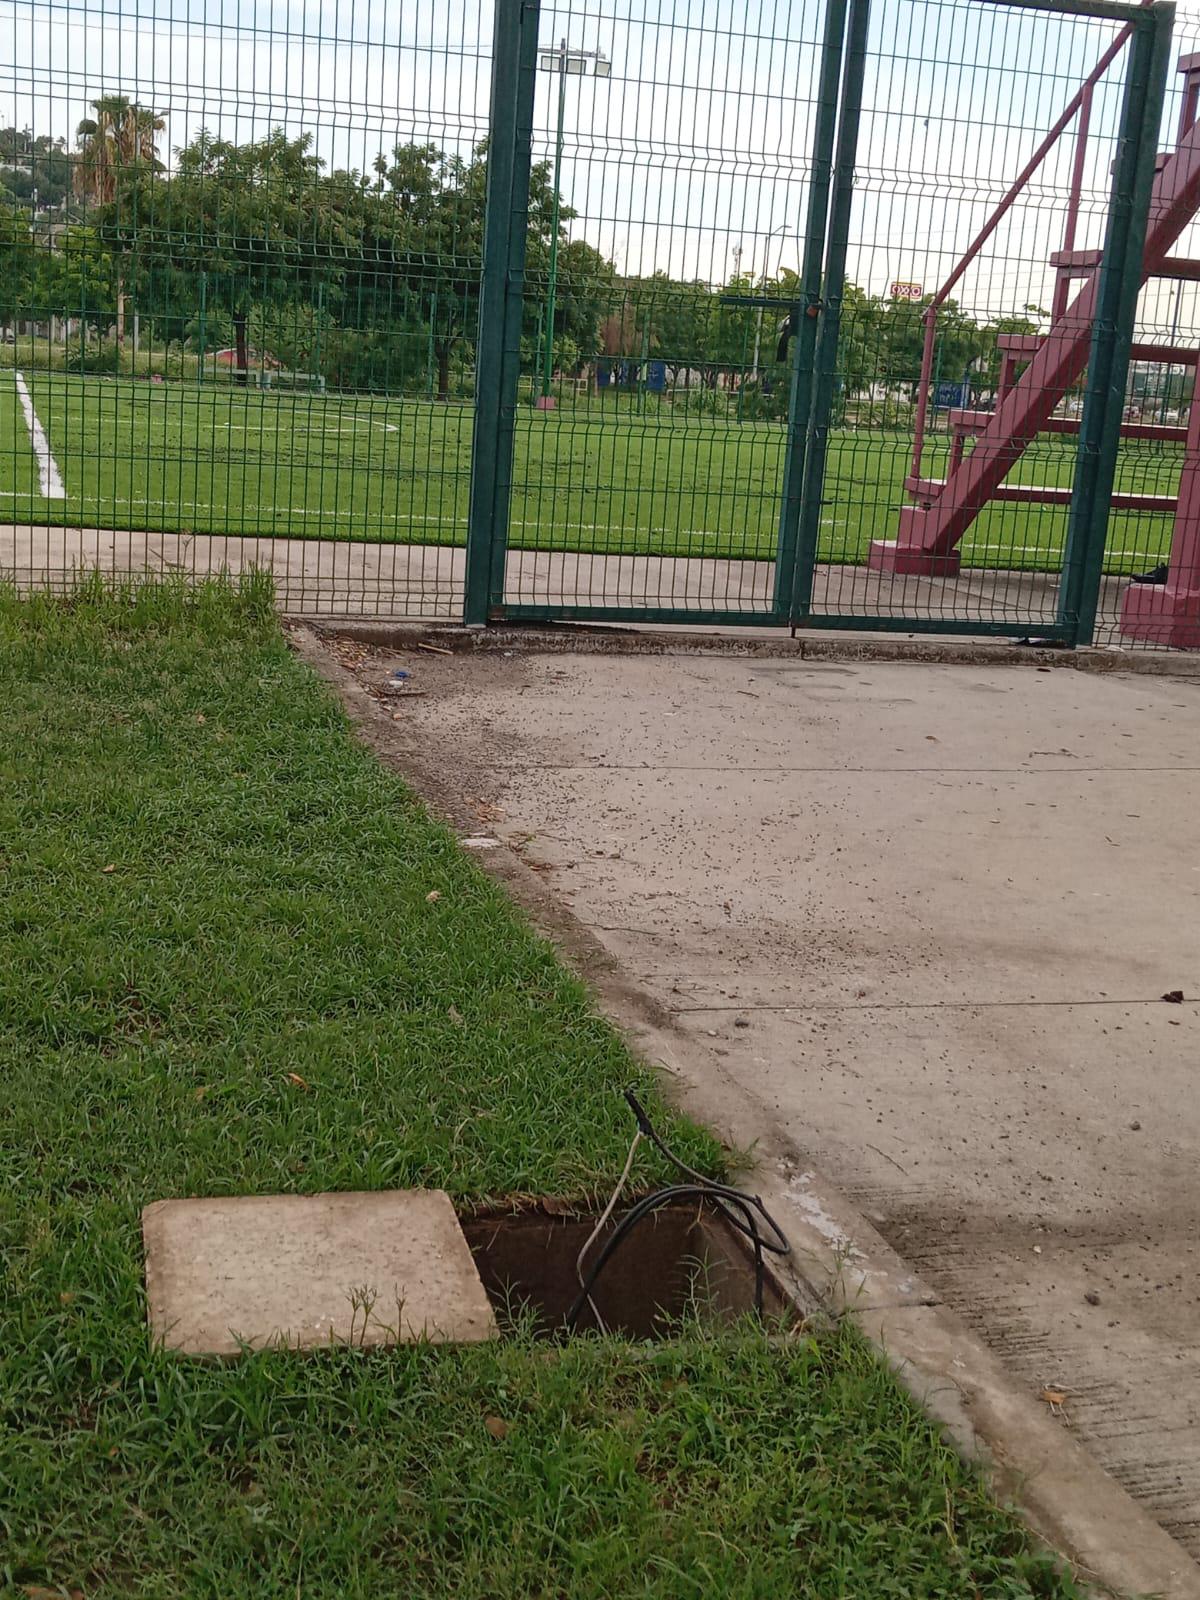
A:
214 420 398 434
13 373 66 499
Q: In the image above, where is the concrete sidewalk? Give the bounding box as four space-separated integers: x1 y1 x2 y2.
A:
0 521 1147 643
371 643 1200 1559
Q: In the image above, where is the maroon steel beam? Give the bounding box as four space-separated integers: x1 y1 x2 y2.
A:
905 475 1176 511
1121 324 1200 644
997 331 1200 360
909 21 1137 481
947 407 1186 441
1055 82 1095 320
875 112 1200 572
1052 246 1200 278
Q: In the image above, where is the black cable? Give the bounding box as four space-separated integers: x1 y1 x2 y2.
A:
567 1183 781 1329
565 1093 791 1332
624 1088 790 1255
566 1185 750 1329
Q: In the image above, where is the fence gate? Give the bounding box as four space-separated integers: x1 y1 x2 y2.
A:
469 0 1175 642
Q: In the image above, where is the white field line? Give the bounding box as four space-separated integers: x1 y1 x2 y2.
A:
212 421 399 434
13 373 66 499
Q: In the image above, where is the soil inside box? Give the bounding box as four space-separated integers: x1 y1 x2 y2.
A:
460 1199 791 1338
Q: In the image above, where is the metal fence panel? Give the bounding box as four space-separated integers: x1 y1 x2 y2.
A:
486 0 1179 643
2 0 495 615
808 0 1176 644
492 0 831 625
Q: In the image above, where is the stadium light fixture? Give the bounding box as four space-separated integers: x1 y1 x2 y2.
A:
536 41 615 407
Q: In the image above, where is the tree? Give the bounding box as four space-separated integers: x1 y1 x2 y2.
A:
88 117 612 399
0 203 35 335
0 128 72 211
108 128 356 376
370 140 599 398
33 225 116 334
837 280 886 398
74 97 165 344
872 293 987 399
976 305 1045 401
384 143 483 398
614 272 714 383
374 143 486 398
705 273 760 385
74 96 165 206
532 237 614 373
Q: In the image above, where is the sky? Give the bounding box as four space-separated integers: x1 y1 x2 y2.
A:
5 0 1200 333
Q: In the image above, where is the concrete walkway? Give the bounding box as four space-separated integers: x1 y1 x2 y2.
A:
370 643 1200 1558
0 521 1146 644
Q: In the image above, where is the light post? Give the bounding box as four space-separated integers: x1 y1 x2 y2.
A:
537 40 610 410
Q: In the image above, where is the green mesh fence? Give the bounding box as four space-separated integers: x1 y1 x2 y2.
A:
1 0 1197 643
2 0 495 615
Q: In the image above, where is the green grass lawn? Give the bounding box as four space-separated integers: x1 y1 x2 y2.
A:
0 370 1180 575
0 371 42 500
0 578 1082 1598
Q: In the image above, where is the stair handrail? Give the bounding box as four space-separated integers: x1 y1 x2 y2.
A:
910 15 1142 481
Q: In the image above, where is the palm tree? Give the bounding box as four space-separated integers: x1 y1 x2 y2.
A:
74 96 165 344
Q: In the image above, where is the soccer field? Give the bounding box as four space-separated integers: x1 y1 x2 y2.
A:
0 370 1180 575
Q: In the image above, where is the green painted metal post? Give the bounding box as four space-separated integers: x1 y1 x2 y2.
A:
428 290 437 399
736 316 750 423
197 272 207 386
465 0 539 625
638 318 650 415
773 0 850 616
488 0 541 606
314 280 326 387
787 0 870 624
1057 2 1174 642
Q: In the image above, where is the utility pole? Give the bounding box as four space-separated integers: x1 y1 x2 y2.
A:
537 41 612 410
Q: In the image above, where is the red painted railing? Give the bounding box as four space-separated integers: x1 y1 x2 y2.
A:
909 14 1144 482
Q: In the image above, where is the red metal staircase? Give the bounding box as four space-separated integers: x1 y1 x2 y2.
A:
868 49 1200 645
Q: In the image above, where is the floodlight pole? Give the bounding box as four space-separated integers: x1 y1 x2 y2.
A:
540 42 570 405
538 41 609 407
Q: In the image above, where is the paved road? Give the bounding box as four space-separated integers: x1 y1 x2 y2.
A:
369 642 1200 1557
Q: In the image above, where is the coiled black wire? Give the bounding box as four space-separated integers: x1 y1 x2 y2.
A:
565 1090 791 1331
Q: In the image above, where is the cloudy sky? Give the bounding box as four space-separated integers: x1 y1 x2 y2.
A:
5 0 1200 330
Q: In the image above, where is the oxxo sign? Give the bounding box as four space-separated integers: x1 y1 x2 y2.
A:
889 281 924 300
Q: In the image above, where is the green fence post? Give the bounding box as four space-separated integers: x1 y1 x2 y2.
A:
638 318 650 416
465 0 538 625
427 290 437 399
487 0 540 608
1057 2 1174 643
198 272 207 385
787 0 870 625
773 0 850 617
314 280 326 387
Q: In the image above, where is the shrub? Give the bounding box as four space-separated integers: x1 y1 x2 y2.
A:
63 341 121 375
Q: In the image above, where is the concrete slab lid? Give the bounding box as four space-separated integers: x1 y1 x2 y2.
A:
142 1190 497 1356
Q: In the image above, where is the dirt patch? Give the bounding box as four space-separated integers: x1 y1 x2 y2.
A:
461 1199 791 1337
